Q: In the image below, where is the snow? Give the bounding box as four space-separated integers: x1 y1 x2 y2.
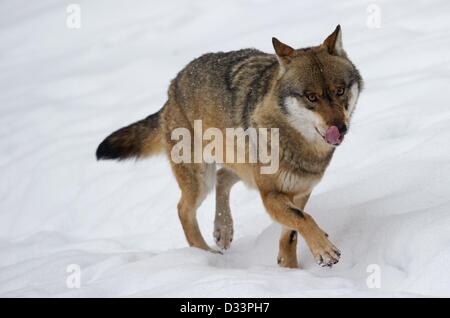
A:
1 0 450 297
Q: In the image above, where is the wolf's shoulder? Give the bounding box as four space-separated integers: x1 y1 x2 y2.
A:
176 48 274 86
196 48 269 62
187 48 272 71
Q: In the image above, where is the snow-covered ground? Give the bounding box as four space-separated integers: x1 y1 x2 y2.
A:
1 0 450 297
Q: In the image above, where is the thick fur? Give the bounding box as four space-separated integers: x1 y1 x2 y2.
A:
96 25 363 268
96 111 163 160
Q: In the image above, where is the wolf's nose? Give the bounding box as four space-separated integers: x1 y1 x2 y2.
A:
336 123 347 135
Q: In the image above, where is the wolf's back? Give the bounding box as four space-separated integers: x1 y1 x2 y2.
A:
96 110 163 161
169 49 278 129
96 49 277 162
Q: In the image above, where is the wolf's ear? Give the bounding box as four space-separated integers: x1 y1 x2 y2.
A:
272 37 295 63
323 25 346 57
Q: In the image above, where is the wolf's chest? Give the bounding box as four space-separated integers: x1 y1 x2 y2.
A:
276 169 322 195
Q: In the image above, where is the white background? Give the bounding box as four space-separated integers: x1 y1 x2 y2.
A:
0 0 449 297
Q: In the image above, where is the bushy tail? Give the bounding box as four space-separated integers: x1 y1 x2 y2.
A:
96 110 163 161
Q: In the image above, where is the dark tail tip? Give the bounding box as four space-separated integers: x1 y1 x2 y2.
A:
95 125 141 161
96 111 162 162
96 138 123 161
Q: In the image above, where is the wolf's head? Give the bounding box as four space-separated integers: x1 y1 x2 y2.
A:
273 25 363 147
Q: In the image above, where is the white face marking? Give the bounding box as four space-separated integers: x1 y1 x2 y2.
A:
284 83 359 149
284 97 327 145
345 82 359 119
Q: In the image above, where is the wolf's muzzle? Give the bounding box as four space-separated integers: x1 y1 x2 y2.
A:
325 124 347 145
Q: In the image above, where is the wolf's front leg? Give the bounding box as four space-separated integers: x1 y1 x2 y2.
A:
261 191 340 268
277 194 311 268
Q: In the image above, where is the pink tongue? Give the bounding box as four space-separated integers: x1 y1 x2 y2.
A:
325 126 341 145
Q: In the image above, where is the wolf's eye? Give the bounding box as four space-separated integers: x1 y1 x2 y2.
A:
306 94 317 102
336 87 345 96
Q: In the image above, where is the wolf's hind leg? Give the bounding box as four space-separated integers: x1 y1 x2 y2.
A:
214 168 240 250
172 162 217 252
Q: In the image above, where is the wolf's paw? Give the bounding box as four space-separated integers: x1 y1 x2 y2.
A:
213 218 233 250
309 235 341 268
277 255 300 269
207 247 223 255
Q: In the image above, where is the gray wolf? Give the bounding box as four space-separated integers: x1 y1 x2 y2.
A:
96 25 363 268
